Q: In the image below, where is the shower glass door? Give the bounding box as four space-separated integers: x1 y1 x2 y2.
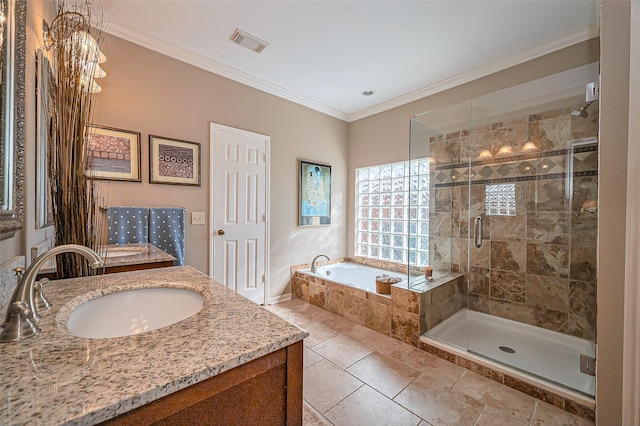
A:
465 67 598 397
411 63 599 398
409 100 473 351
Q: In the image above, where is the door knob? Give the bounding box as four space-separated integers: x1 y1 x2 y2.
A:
217 229 225 235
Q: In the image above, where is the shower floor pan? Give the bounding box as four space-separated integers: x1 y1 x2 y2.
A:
424 309 595 397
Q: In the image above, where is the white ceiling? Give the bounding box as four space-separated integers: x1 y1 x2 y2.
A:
95 0 599 122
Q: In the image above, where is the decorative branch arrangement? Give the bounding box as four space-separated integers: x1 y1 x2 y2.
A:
45 0 107 278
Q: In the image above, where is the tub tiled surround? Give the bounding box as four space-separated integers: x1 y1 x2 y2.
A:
0 256 25 308
292 265 393 336
430 102 599 341
415 275 466 332
390 274 465 346
291 258 464 345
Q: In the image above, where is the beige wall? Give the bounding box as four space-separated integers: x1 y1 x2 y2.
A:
93 36 348 300
597 0 630 423
347 39 599 258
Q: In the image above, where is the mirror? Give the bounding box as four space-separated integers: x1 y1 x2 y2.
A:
0 0 26 239
35 48 54 228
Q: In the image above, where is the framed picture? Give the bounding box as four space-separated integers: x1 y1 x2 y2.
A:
35 49 54 228
149 135 201 186
299 160 331 226
85 125 141 182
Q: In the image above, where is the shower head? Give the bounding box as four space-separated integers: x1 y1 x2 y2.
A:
571 101 594 118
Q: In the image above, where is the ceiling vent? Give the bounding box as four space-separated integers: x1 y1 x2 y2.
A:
229 28 269 54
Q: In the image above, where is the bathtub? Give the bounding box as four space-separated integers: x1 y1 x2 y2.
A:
298 262 409 294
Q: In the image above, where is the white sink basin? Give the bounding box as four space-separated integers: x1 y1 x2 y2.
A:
67 287 205 339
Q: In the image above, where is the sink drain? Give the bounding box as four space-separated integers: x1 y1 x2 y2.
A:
499 346 516 354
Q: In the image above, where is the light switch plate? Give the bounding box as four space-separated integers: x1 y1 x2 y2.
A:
191 212 206 225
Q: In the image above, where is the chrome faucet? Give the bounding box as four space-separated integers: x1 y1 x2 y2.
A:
0 244 104 343
310 254 329 273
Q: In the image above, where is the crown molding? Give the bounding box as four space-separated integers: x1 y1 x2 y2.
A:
103 22 350 122
103 22 598 124
347 24 600 122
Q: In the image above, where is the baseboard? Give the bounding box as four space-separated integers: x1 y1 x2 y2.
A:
268 293 291 305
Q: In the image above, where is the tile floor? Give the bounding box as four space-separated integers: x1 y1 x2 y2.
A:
266 298 594 426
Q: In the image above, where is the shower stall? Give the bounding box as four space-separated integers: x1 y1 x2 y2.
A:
408 63 599 401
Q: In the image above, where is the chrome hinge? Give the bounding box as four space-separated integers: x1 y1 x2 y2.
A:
580 354 596 376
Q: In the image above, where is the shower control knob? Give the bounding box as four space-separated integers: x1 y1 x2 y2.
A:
217 229 225 236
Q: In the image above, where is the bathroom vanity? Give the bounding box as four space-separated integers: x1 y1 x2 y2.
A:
0 267 307 425
96 243 177 273
36 243 176 280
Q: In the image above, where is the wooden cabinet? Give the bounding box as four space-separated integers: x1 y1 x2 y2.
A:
36 260 174 281
102 341 303 426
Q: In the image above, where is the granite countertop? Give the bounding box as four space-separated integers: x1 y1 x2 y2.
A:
0 266 307 425
38 244 176 275
98 243 176 267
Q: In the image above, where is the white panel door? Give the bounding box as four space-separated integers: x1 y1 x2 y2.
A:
210 123 268 304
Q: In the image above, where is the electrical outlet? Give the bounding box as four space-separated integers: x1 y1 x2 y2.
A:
586 81 599 102
191 212 206 225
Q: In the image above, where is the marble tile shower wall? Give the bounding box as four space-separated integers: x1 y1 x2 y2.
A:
428 103 598 340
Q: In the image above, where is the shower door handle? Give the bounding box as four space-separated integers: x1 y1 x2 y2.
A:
474 215 483 248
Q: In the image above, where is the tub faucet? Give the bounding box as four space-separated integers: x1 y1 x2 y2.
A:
310 254 329 273
0 244 104 343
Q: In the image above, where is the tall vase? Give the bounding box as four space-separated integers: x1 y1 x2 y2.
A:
46 2 105 279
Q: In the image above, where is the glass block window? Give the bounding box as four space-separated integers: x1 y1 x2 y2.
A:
356 159 430 266
486 183 516 216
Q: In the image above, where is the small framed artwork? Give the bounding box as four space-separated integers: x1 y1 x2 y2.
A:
149 135 201 186
299 160 331 226
85 125 141 182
